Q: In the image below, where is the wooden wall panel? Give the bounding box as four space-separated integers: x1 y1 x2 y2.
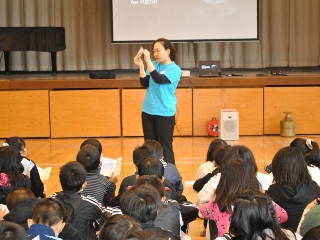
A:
174 89 192 136
122 89 144 136
264 87 320 134
6 87 320 138
122 89 192 136
0 90 50 138
50 90 120 138
193 88 263 136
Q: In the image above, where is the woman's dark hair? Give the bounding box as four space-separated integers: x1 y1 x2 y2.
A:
215 152 260 213
153 38 177 62
206 139 228 162
99 214 142 240
290 138 320 168
271 146 312 186
230 191 289 240
0 146 27 190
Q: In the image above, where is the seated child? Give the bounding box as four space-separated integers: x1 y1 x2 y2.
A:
118 145 178 199
0 146 32 204
4 137 45 198
193 145 231 193
51 161 102 240
143 140 184 194
195 139 228 180
102 174 197 239
4 188 38 231
0 221 28 240
80 138 103 159
120 184 179 240
99 214 142 240
27 198 66 240
108 156 180 206
76 144 117 205
135 175 182 238
80 138 104 167
216 191 301 240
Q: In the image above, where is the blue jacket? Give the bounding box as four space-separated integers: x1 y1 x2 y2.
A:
28 224 62 240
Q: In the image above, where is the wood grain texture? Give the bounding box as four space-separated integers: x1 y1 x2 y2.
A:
122 89 192 136
193 88 263 136
50 90 120 137
264 87 320 134
4 79 320 139
0 90 50 138
121 89 144 136
174 89 193 136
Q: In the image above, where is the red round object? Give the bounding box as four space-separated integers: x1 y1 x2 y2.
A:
206 118 219 137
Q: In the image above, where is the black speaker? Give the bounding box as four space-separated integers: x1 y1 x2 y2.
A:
89 71 116 79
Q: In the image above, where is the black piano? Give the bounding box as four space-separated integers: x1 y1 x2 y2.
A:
0 27 66 74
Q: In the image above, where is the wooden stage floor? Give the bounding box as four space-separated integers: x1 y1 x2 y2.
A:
2 135 320 240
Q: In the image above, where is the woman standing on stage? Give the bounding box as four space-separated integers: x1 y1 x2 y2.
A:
134 38 181 165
